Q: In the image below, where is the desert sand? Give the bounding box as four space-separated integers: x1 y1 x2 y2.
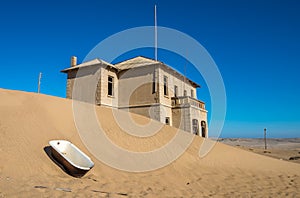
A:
0 88 299 197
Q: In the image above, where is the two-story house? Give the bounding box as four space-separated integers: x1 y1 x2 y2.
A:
61 56 208 137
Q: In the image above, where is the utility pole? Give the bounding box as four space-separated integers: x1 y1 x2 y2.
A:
264 128 267 150
37 72 42 94
183 52 187 96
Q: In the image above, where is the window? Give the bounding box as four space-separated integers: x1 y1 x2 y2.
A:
165 117 170 125
108 76 114 96
201 121 206 138
152 81 156 93
163 76 168 96
152 71 156 93
174 85 178 97
184 90 187 96
192 119 199 135
191 90 194 98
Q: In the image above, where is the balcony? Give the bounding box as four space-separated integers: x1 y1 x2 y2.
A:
171 96 205 109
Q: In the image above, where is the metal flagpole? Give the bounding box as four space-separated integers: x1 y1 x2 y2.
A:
154 4 157 61
153 5 158 96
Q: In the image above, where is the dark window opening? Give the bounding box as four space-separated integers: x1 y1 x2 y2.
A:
165 117 170 125
174 85 178 97
152 82 156 94
164 76 168 96
152 71 156 93
192 119 199 135
108 76 114 96
201 121 206 138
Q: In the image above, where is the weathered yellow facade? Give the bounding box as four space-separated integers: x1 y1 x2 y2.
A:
61 56 208 137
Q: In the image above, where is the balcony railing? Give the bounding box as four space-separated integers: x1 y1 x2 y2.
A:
171 96 205 109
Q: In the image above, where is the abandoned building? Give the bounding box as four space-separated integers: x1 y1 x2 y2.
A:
61 56 208 137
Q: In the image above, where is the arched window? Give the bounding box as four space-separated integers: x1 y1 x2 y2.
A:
201 121 206 138
192 119 199 135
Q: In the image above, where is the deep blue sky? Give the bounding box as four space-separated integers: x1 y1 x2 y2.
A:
0 0 299 138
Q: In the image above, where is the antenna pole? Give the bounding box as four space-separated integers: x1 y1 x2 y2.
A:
154 4 157 61
38 72 42 94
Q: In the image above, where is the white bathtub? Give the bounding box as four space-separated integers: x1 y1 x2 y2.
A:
49 140 94 177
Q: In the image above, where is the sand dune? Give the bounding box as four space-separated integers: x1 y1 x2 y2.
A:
0 88 299 197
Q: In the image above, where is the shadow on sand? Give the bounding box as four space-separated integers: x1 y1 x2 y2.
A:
43 146 75 177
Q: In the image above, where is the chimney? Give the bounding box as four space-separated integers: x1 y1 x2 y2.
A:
70 56 77 67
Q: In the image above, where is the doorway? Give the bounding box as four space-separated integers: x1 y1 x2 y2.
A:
192 119 199 135
201 121 206 138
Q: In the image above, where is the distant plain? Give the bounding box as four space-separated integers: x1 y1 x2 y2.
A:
219 138 300 164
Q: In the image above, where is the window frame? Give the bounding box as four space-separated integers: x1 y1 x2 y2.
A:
174 85 178 97
107 75 114 97
191 89 194 98
165 117 170 125
192 119 199 135
163 75 168 96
